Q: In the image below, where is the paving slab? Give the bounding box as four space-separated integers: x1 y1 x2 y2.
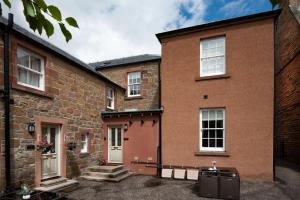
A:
65 175 292 200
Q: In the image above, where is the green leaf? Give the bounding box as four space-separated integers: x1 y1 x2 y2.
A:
33 0 47 11
269 0 280 9
59 23 72 42
0 3 3 16
65 17 79 28
42 18 54 37
22 0 36 17
48 5 62 21
3 0 11 8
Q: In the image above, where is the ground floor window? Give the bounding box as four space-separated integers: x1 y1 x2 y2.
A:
81 133 88 153
200 108 225 151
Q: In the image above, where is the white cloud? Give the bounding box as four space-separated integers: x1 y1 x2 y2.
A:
2 0 208 63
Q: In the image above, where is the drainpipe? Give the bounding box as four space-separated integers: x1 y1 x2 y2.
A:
157 59 162 177
3 13 13 193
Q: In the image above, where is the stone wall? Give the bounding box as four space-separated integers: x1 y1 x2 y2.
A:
0 34 124 191
99 61 159 110
275 0 300 164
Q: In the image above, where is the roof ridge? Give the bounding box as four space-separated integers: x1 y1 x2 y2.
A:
90 54 161 65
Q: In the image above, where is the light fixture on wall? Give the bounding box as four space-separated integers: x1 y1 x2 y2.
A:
27 123 35 135
124 124 128 131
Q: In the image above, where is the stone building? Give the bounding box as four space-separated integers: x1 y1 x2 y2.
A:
0 18 125 191
90 55 162 176
90 54 161 111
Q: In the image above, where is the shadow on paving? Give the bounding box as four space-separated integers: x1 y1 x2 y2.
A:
65 175 292 200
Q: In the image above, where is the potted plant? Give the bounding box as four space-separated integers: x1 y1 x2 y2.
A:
37 139 53 154
20 184 33 199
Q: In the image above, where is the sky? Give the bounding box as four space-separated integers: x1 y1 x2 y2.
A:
3 0 273 63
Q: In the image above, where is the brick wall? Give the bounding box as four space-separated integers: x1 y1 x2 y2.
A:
99 62 159 110
275 0 300 164
0 34 124 190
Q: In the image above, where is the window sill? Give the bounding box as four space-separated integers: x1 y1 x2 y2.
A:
195 74 230 81
194 151 230 157
106 107 115 112
125 96 143 100
79 152 90 158
12 83 54 99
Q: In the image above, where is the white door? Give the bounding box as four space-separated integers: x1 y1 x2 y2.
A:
41 125 60 179
108 127 123 163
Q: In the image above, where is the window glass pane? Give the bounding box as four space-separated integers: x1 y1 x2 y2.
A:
202 111 208 120
117 128 121 146
217 110 223 119
217 139 223 147
209 120 215 128
209 130 215 138
209 110 215 120
50 128 56 153
217 120 223 128
18 68 28 84
202 139 208 147
202 121 208 128
202 130 208 138
209 139 216 147
29 72 40 87
217 130 223 138
111 128 115 146
17 50 29 67
31 56 41 72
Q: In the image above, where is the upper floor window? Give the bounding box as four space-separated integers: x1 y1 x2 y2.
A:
200 109 225 152
127 72 141 97
81 133 88 153
17 48 45 90
200 36 225 77
107 88 114 110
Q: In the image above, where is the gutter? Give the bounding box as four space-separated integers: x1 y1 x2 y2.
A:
157 59 162 177
3 13 13 193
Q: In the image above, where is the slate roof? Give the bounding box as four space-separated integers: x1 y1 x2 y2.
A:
0 17 125 90
289 0 300 24
90 54 161 70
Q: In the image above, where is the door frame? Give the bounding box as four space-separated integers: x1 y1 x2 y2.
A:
107 126 123 164
35 116 67 187
41 124 61 180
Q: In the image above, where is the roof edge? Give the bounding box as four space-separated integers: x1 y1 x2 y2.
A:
0 17 125 91
93 57 161 71
101 108 163 118
156 9 281 43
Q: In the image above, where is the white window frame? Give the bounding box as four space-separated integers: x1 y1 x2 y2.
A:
199 109 225 152
127 72 141 97
81 133 88 153
200 36 226 77
106 87 115 110
17 48 45 91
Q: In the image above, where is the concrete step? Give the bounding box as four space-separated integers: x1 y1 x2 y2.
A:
40 177 67 187
83 168 129 178
36 179 79 192
80 172 134 182
88 165 124 173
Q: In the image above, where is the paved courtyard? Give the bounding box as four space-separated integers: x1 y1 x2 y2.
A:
65 175 294 200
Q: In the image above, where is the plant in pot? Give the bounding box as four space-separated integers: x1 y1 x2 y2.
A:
20 184 33 199
37 139 53 154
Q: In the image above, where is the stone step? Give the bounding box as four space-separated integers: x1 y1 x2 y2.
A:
88 165 124 173
83 168 129 179
40 177 67 187
80 172 134 182
36 179 79 192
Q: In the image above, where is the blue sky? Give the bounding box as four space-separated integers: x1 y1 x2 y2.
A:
3 0 274 62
